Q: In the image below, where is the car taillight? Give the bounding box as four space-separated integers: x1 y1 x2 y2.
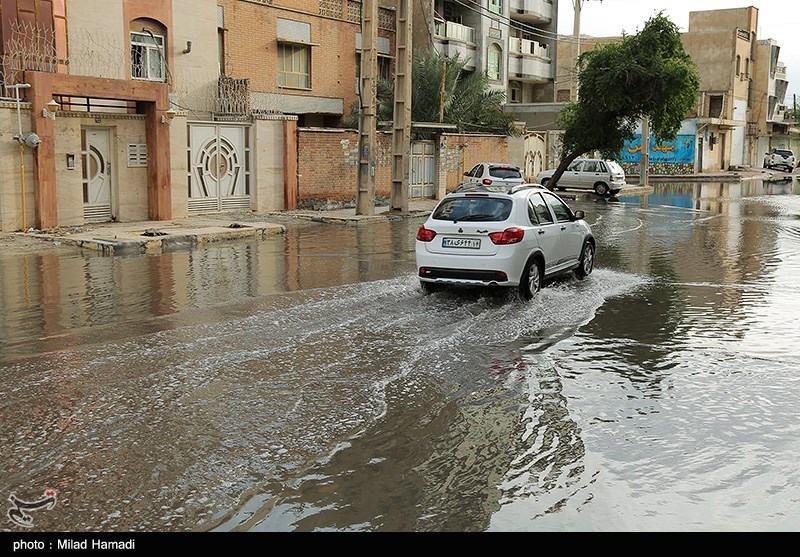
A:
489 227 525 245
482 178 493 185
416 225 437 242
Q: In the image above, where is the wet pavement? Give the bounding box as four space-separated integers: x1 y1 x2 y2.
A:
2 171 800 532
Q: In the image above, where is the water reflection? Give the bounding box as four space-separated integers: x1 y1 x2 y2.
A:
0 220 421 361
617 180 793 213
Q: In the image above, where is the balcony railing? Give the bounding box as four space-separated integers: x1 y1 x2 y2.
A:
508 0 553 23
509 37 550 60
434 20 476 44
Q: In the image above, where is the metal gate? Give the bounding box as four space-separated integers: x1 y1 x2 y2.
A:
82 128 113 223
410 140 435 198
188 123 251 213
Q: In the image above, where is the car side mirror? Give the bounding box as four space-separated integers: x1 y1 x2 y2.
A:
573 210 585 220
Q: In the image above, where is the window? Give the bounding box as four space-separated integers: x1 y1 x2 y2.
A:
488 0 502 15
509 81 521 103
735 55 741 76
529 194 554 225
709 95 723 118
487 44 501 81
278 43 310 89
543 193 574 223
567 160 583 171
583 161 598 172
131 31 165 81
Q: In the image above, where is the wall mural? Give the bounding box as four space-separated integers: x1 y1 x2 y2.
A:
619 134 696 175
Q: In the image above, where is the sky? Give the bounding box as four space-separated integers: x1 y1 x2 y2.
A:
557 0 800 107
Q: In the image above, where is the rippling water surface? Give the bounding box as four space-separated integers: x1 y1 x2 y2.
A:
2 180 800 531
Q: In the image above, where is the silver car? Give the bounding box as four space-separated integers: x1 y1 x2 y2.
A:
536 158 626 196
462 162 526 190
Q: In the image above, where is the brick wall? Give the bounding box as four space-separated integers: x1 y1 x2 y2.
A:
296 129 513 208
439 134 511 192
220 0 395 121
297 127 392 209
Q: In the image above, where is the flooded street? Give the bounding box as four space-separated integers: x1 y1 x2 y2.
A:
2 179 800 532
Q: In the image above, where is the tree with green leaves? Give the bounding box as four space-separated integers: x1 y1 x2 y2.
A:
548 12 700 188
343 49 518 137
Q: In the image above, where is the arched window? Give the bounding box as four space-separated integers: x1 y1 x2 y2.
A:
487 43 501 81
509 81 521 103
131 18 167 82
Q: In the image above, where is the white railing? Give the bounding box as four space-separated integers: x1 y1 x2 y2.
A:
434 20 476 44
509 37 550 60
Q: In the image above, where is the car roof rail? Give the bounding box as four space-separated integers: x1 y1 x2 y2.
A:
507 184 542 195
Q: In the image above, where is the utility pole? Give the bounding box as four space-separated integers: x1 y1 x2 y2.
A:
356 0 378 215
572 0 582 102
571 0 602 102
640 116 650 186
390 0 413 212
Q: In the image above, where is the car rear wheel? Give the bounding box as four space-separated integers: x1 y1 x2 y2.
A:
574 241 594 279
518 258 542 301
594 182 609 196
420 281 439 295
540 178 550 189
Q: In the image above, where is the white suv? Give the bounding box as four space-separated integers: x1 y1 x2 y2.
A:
415 185 595 300
461 162 526 189
764 149 796 172
535 158 626 196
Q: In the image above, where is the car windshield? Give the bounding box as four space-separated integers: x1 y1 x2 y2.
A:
433 197 512 222
488 166 522 179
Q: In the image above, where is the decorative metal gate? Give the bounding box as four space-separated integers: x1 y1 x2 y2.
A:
410 140 435 198
188 123 250 213
82 128 113 223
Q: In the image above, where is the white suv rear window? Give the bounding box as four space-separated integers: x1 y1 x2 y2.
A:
488 166 522 179
433 197 512 222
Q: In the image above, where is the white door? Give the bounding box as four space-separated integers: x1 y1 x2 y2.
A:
82 129 113 223
189 124 250 213
410 141 435 198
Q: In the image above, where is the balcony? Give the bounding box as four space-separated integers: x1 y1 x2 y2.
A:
508 0 553 24
508 37 552 82
434 20 476 70
509 37 550 59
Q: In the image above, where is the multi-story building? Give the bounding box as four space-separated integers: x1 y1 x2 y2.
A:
426 0 558 118
750 39 795 161
682 6 756 172
0 0 400 232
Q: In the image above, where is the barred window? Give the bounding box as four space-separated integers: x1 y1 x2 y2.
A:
131 31 165 81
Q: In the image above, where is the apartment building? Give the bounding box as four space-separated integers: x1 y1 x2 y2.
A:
750 39 795 162
427 0 558 122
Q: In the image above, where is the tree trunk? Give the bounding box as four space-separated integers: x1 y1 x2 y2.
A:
544 150 582 190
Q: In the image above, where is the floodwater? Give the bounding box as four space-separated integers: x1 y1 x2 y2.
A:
2 178 800 532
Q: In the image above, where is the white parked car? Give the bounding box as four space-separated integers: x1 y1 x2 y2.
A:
461 162 526 190
763 149 796 172
415 184 595 300
536 158 626 196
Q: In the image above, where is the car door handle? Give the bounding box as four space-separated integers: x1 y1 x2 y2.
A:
537 229 545 235
560 226 566 230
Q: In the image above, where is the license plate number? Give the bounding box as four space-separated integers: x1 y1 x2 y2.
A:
442 237 480 249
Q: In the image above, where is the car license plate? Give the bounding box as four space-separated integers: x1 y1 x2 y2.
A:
442 237 480 249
